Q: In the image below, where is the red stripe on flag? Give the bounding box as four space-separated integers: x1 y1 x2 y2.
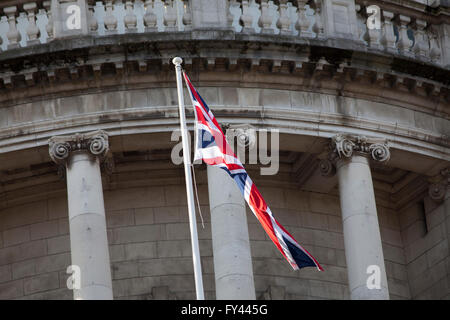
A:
247 184 290 263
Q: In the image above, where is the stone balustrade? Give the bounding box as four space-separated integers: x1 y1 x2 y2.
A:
0 0 448 69
0 0 191 51
354 0 447 65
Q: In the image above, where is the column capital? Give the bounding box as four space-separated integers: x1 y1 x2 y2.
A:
428 167 450 202
320 134 390 176
48 130 110 165
224 123 257 149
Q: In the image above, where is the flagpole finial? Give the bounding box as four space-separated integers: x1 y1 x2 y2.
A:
172 57 183 66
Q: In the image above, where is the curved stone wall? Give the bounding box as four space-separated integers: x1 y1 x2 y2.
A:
0 0 449 300
0 175 413 300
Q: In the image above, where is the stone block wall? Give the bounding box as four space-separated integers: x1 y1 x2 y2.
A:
0 180 445 300
378 205 411 299
104 183 215 300
400 198 450 299
0 198 72 299
250 187 349 300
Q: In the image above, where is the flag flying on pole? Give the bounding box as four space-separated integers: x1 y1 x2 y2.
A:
183 71 323 271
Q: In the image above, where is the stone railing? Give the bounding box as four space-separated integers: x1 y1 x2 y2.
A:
0 0 51 50
354 0 447 65
0 0 448 68
0 0 191 51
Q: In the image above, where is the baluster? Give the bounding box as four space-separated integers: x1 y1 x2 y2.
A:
227 0 237 29
43 1 53 41
163 0 177 32
4 6 21 49
295 0 312 38
144 0 158 32
124 0 137 32
182 0 192 31
240 0 254 33
104 0 118 33
258 0 273 34
312 0 324 39
380 10 396 53
277 0 291 35
24 3 40 45
428 25 441 63
413 19 428 60
367 28 382 49
366 9 381 49
355 4 368 44
397 15 413 56
88 4 99 33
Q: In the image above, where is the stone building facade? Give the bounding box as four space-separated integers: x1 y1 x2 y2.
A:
0 0 449 300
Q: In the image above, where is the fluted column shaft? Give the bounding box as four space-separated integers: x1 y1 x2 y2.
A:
49 130 113 300
208 165 256 300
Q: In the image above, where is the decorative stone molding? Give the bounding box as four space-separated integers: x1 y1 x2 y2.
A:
319 157 336 177
428 168 450 202
224 124 257 149
320 134 390 176
48 130 110 165
333 134 390 162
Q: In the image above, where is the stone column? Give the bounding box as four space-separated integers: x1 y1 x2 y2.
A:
49 130 113 300
321 134 390 300
208 165 256 300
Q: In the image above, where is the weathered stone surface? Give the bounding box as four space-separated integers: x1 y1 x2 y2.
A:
112 225 163 244
30 221 59 240
301 212 329 230
0 264 12 282
383 243 407 265
134 208 154 225
124 242 157 260
3 226 30 247
112 261 139 280
12 260 36 280
23 272 60 295
47 235 70 255
0 280 24 299
0 240 47 266
387 278 411 299
380 227 403 247
105 187 165 211
0 202 47 231
409 259 448 297
109 245 125 262
35 252 71 274
106 209 135 228
426 240 448 267
156 240 191 258
309 280 349 300
404 224 445 264
113 277 160 298
0 0 447 302
138 258 194 277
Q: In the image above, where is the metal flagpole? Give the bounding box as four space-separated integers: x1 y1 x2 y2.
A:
172 57 205 300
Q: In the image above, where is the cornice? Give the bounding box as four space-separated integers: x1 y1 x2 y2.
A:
0 105 448 164
0 39 448 120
